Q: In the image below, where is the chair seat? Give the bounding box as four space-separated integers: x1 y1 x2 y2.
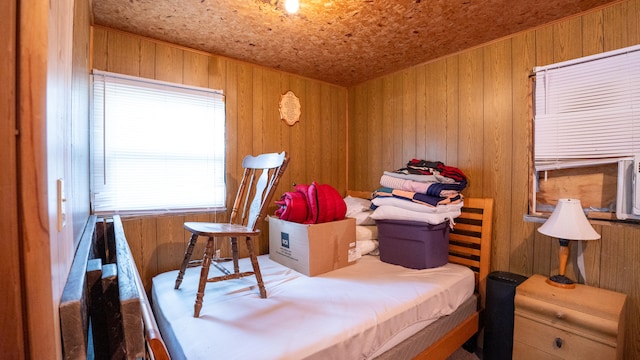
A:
184 222 261 237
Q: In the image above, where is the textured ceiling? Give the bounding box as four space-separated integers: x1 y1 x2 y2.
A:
92 0 619 87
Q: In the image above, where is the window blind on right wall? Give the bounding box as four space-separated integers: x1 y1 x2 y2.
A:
534 44 640 172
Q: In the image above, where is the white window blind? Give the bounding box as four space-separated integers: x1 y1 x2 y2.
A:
91 70 226 214
534 44 640 171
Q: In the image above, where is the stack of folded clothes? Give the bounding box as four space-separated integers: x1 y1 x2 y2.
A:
370 159 467 225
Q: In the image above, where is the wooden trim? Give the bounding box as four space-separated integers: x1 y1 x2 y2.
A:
0 0 25 357
414 312 479 360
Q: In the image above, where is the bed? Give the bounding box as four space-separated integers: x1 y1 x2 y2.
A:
150 193 493 360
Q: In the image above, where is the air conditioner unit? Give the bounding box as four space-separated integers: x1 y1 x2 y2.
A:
616 156 640 220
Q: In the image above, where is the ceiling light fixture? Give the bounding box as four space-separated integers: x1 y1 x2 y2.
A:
284 0 299 13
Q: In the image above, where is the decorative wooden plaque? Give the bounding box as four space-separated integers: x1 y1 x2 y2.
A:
279 90 301 125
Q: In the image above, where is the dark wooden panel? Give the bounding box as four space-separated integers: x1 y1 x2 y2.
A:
113 216 145 359
59 216 97 360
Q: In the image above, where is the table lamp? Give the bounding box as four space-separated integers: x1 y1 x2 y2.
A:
537 198 600 289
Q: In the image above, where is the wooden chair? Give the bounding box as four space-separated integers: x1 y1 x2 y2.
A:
174 151 289 317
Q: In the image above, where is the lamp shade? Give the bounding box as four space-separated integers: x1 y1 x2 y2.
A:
537 198 600 240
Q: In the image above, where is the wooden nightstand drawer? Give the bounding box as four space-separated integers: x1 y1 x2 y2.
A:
514 314 617 359
514 293 619 344
512 274 626 360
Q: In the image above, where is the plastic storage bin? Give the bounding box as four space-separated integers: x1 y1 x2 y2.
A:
376 219 449 269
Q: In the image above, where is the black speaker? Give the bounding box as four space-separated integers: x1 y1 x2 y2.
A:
483 271 528 360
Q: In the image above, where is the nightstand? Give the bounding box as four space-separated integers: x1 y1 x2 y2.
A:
513 274 626 359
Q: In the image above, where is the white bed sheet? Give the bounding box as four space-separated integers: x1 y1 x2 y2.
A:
152 254 474 360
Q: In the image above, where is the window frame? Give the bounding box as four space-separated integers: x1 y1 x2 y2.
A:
90 70 227 216
529 44 640 220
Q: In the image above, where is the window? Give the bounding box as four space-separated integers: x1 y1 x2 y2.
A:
91 70 226 214
534 44 640 169
531 44 640 219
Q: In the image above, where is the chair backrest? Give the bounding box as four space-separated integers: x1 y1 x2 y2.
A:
229 151 289 230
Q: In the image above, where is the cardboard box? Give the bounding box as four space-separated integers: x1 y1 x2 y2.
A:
268 217 357 276
376 219 450 269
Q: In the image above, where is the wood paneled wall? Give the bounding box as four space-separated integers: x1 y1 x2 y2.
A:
348 0 640 356
91 26 348 290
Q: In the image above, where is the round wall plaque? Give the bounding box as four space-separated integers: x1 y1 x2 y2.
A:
279 90 301 126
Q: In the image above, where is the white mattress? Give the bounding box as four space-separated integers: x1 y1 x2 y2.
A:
152 254 474 360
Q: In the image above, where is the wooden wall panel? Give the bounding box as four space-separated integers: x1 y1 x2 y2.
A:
320 83 332 183
139 38 156 79
237 62 254 161
509 32 536 276
392 73 404 169
92 27 108 71
425 59 447 162
414 65 427 161
483 39 513 272
336 86 348 193
92 25 347 290
347 1 640 357
457 48 484 198
278 74 292 188
582 10 605 56
381 77 395 178
286 76 305 185
366 78 384 192
531 24 554 279
107 31 140 76
349 84 368 191
445 56 459 165
155 44 183 83
401 69 416 163
553 17 583 62
305 81 322 181
183 51 209 88
604 1 634 50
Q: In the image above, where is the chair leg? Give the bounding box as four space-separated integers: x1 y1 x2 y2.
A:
194 237 215 317
231 237 240 274
246 236 267 298
175 233 199 289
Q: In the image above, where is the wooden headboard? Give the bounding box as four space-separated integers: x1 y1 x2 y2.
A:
346 191 493 308
60 215 169 360
448 198 493 309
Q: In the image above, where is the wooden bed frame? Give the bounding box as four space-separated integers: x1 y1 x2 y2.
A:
61 195 491 360
60 215 170 360
347 191 493 360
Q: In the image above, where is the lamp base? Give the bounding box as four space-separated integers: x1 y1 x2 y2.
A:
546 274 576 289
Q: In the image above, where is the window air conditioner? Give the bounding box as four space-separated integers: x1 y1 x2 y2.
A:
616 156 640 220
